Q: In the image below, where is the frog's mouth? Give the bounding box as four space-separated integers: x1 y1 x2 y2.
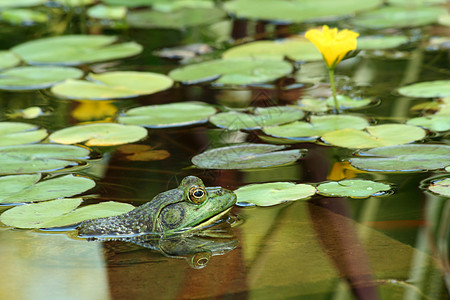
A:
190 207 233 231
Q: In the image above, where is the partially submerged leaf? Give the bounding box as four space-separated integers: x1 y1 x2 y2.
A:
350 144 450 172
407 115 450 132
0 174 95 203
192 144 305 169
317 179 391 198
49 123 148 146
428 178 450 197
0 122 47 146
116 144 170 161
235 182 316 206
119 102 216 128
398 80 450 98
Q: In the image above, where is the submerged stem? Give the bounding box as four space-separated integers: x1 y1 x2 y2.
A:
328 67 339 114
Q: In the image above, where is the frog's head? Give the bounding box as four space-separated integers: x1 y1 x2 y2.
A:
156 176 236 234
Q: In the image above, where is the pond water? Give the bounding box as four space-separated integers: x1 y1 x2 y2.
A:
0 1 449 300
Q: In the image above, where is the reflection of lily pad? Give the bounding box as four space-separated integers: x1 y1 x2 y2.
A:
0 144 90 175
428 178 450 197
0 122 47 146
350 144 450 172
357 35 409 50
49 123 147 146
263 115 369 141
407 115 450 132
210 106 304 130
398 80 450 98
0 198 134 228
0 51 20 70
51 71 173 100
235 182 316 206
321 124 426 149
0 174 95 203
0 66 83 90
352 6 445 29
317 179 391 198
222 39 322 62
192 144 305 169
119 102 216 128
12 35 142 65
169 58 293 85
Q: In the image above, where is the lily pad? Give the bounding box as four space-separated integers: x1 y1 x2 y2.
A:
53 0 95 6
49 123 148 146
317 179 391 198
12 35 142 66
352 6 445 29
350 144 450 172
0 66 83 90
87 4 127 20
0 144 90 175
192 144 305 169
325 95 373 109
0 198 134 228
357 35 409 50
168 58 293 85
51 71 173 100
0 122 47 146
224 0 382 23
407 115 450 132
0 174 95 203
398 80 450 98
235 182 316 206
209 106 304 130
0 51 21 70
0 8 48 24
0 0 46 8
428 178 450 197
118 102 216 128
222 39 322 62
263 115 369 141
321 124 426 149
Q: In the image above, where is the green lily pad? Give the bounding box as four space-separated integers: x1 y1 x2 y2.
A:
169 58 293 85
51 71 173 100
192 144 305 169
224 0 382 23
210 106 304 130
119 102 216 128
235 182 316 206
0 198 134 228
0 174 95 203
350 144 450 172
407 115 450 132
0 66 83 90
12 35 142 66
222 39 322 62
428 178 450 197
321 124 426 149
263 115 369 141
0 0 46 8
0 8 48 24
87 4 127 20
0 51 21 70
0 144 90 175
352 6 445 29
326 95 373 109
126 6 225 29
357 35 409 50
53 0 95 6
0 122 47 146
102 0 159 7
49 123 147 146
317 179 391 198
398 80 450 98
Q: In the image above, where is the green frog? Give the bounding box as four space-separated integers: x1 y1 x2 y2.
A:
77 176 236 239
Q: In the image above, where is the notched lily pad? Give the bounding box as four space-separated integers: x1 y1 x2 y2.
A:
0 144 91 174
0 122 47 146
321 124 426 149
398 80 450 98
407 115 450 132
51 71 173 100
350 144 450 172
235 182 316 206
0 174 95 203
169 58 293 85
357 35 409 50
209 106 304 130
0 198 134 228
192 144 306 169
118 102 216 128
0 51 21 69
49 123 148 146
427 178 450 197
317 179 391 198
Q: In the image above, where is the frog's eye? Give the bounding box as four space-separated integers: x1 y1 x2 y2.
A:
189 186 207 204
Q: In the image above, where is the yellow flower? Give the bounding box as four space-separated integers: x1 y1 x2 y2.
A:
72 100 118 122
305 25 359 68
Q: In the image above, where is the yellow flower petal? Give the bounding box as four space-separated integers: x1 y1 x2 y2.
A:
72 100 118 122
305 25 359 68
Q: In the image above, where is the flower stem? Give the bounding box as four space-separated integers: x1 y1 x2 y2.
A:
328 67 339 114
